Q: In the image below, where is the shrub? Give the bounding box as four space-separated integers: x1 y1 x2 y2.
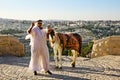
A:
81 42 94 57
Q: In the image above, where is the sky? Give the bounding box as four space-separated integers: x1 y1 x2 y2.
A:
0 0 120 20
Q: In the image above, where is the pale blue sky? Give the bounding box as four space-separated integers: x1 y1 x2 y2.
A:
0 0 120 20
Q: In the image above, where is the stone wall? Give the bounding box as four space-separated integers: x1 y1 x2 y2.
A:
91 36 120 58
0 35 25 57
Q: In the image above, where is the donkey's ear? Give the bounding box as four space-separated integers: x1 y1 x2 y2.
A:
47 24 51 29
46 24 51 33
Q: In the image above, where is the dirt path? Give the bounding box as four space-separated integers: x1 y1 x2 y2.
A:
0 55 120 80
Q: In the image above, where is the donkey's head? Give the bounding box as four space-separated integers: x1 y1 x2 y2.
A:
46 25 56 47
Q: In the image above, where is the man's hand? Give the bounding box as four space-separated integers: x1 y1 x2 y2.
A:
27 22 35 34
31 22 35 27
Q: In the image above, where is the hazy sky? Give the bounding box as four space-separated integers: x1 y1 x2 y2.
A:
0 0 120 20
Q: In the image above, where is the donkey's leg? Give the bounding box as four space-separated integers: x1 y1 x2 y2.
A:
71 50 77 68
58 47 63 69
53 48 59 68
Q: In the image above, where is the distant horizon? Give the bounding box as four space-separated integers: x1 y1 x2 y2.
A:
1 17 120 21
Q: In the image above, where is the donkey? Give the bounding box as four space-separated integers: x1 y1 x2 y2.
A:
47 27 82 69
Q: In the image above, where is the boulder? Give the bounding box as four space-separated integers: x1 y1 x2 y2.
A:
0 35 25 57
91 36 120 58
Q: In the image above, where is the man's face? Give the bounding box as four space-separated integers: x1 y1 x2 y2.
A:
37 22 42 27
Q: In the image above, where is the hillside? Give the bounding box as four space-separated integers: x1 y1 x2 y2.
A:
0 18 120 57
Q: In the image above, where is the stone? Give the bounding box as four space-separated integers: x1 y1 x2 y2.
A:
0 35 25 57
91 36 120 58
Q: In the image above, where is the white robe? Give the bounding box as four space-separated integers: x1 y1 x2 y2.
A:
26 26 49 72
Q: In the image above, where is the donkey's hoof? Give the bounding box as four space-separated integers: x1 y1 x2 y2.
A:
71 64 75 68
59 67 62 69
55 66 59 69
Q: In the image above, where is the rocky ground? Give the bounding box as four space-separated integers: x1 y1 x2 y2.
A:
0 55 120 80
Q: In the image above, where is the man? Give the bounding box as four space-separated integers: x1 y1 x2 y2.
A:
26 20 52 75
